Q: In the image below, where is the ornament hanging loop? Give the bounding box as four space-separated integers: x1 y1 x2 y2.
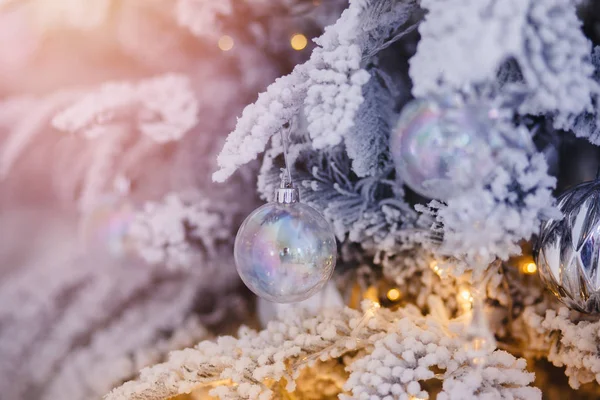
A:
275 121 299 204
275 185 299 204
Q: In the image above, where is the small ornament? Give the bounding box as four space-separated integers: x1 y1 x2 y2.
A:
234 182 337 303
390 96 500 200
536 180 600 313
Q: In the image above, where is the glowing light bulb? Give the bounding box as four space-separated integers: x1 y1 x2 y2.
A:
460 289 473 302
218 35 234 51
430 261 443 276
290 33 308 51
386 288 401 301
522 262 537 274
458 288 474 311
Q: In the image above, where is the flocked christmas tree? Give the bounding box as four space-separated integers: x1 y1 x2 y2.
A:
2 0 600 399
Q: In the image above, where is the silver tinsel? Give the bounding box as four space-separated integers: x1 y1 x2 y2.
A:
535 180 600 313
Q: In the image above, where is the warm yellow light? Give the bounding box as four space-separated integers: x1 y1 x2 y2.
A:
386 288 401 302
460 289 473 303
430 261 443 276
364 286 379 304
290 33 308 51
457 288 474 312
364 300 381 318
522 262 537 274
218 35 234 51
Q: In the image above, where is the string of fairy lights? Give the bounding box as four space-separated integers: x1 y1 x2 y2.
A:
217 32 309 52
379 256 538 314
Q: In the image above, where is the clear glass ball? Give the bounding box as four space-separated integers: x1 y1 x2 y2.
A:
390 97 498 200
234 202 337 303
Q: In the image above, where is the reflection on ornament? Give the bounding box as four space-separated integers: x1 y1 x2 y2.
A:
234 185 337 303
535 180 600 313
80 195 135 257
390 96 502 200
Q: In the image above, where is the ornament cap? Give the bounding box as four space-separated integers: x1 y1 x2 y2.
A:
274 183 299 204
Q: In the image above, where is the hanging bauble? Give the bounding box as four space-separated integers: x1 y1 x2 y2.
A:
390 96 501 200
80 194 135 257
535 180 600 313
234 183 337 303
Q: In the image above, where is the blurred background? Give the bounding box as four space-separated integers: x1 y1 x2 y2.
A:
0 1 346 399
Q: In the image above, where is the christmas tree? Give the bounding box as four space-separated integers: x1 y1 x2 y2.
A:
2 1 600 399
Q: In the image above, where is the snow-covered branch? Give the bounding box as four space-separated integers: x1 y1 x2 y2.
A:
130 191 236 269
411 0 598 123
214 0 419 182
107 301 539 400
523 307 600 389
52 74 198 143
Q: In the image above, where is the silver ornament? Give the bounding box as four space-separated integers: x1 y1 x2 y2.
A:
535 181 600 313
390 96 501 200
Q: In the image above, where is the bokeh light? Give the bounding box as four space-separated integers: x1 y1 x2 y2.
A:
386 288 401 301
290 33 308 51
522 262 537 274
218 35 234 51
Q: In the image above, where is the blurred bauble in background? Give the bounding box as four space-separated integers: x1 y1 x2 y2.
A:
390 96 502 200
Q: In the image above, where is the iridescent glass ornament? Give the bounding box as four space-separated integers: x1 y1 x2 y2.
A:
535 180 600 313
390 96 500 200
234 184 337 303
